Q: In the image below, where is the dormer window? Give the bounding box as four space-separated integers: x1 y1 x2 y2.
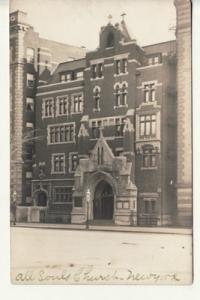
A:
106 31 114 48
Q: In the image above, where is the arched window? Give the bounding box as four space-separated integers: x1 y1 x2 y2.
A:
93 87 101 111
106 32 114 48
121 84 127 106
115 84 121 106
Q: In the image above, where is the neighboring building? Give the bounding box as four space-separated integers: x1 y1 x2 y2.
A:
10 10 86 206
174 0 192 227
32 18 178 226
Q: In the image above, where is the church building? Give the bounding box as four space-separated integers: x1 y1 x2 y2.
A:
32 16 178 226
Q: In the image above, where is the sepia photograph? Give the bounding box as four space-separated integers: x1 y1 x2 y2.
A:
9 0 193 285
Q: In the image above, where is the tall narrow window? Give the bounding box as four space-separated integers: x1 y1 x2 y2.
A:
115 85 121 106
69 153 79 172
101 147 104 164
43 98 54 117
121 84 127 106
98 64 103 78
97 147 104 165
27 73 34 88
144 83 156 102
92 65 97 79
93 87 101 111
115 60 120 75
115 118 124 136
150 84 155 101
72 94 83 113
122 59 128 73
26 97 34 112
144 85 149 102
106 31 114 48
57 97 68 116
26 48 35 63
92 121 97 139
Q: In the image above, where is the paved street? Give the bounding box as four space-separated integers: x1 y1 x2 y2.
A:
11 227 192 284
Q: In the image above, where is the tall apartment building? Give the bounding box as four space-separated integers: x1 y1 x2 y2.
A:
10 10 86 206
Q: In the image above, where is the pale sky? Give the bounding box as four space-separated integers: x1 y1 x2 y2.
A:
10 0 176 50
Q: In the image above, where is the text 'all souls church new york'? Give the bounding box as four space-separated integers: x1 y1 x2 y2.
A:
10 0 192 228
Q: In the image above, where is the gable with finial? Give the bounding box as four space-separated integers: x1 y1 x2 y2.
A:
90 129 114 163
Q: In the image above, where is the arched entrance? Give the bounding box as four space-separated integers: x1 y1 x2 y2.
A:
93 180 114 220
35 191 47 207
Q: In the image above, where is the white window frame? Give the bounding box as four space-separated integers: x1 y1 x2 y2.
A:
69 152 79 173
51 153 66 174
56 95 69 116
47 122 76 145
42 97 54 118
71 92 84 114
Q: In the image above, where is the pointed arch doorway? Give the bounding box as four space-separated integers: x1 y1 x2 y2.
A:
93 180 114 220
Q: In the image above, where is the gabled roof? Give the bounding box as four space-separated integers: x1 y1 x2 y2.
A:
54 58 86 74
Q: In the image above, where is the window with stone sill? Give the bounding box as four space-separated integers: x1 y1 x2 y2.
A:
91 64 103 79
26 97 34 112
43 98 54 118
144 83 156 103
56 96 69 116
115 60 120 75
114 83 128 107
69 153 79 173
48 124 75 144
93 87 101 111
139 114 156 138
71 94 83 114
27 73 34 88
142 148 157 168
51 154 65 174
122 59 128 73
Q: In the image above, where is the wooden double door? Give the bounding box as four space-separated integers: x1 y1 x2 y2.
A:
93 181 114 220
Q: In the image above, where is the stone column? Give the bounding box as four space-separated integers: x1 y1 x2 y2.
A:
174 0 192 226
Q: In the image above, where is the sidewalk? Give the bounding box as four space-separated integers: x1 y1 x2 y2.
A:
12 222 192 235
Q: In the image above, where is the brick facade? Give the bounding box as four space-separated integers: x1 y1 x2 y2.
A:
33 20 178 226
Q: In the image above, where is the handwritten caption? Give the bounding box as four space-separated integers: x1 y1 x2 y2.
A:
14 265 181 284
